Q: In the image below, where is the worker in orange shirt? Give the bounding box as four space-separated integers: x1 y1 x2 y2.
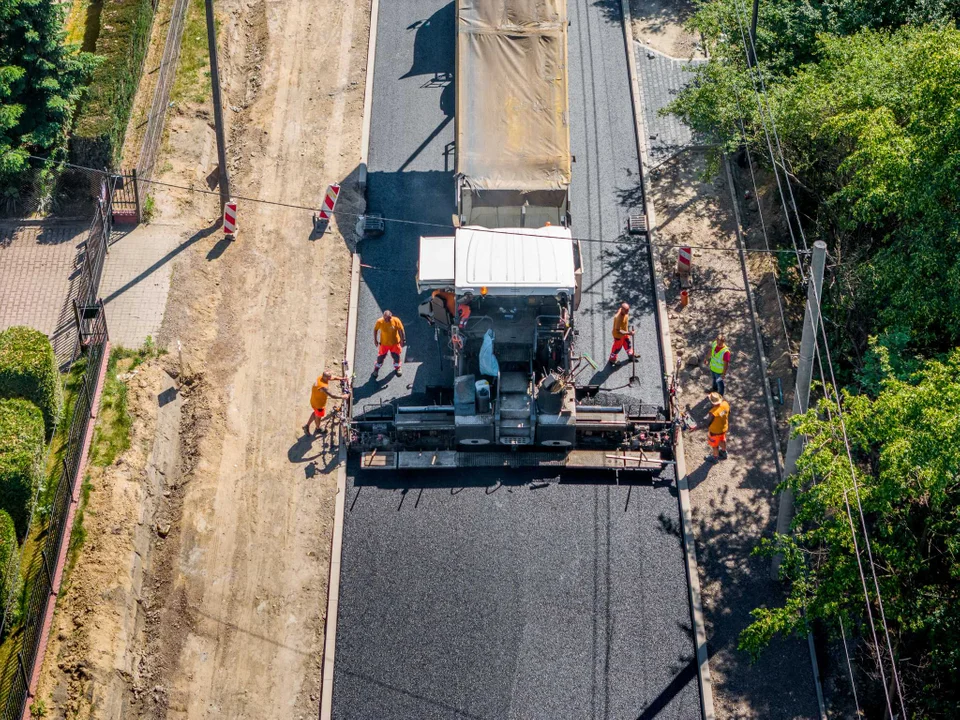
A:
704 391 730 462
304 370 347 435
373 310 406 377
608 302 634 365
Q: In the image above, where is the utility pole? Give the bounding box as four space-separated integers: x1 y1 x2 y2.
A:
748 0 760 67
772 240 827 579
204 0 230 212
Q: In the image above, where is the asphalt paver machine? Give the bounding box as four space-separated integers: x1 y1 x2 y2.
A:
351 0 673 471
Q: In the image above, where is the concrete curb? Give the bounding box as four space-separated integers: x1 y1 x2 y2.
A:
320 253 361 720
23 341 111 718
722 158 828 720
320 0 376 712
619 3 716 718
357 0 380 192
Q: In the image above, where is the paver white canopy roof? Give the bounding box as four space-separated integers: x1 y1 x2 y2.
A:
455 225 575 294
417 235 456 287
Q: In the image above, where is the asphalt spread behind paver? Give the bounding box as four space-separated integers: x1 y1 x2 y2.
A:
334 2 701 718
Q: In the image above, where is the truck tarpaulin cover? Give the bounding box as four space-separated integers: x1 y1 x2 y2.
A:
456 0 571 192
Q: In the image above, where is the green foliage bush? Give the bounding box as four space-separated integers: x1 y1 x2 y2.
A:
670 19 960 360
0 509 19 612
0 398 44 538
0 0 96 191
742 349 960 717
0 326 62 436
70 0 155 169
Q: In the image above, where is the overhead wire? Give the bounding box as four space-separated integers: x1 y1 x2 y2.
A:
730 78 791 347
728 0 907 714
730 0 807 275
24 154 806 255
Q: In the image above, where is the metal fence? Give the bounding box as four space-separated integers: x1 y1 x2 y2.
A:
0 303 109 720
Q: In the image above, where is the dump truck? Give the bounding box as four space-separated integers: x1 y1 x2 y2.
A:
351 0 673 471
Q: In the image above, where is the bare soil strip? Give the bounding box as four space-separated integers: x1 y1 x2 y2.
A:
36 1 370 717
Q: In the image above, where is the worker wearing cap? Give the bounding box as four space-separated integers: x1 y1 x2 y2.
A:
304 370 347 435
373 310 406 377
704 391 730 462
705 333 731 396
608 302 634 365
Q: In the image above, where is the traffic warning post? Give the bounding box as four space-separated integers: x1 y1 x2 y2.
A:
677 245 693 288
314 183 341 231
223 200 238 236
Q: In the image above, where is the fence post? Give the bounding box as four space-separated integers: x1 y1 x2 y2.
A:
17 651 29 688
40 550 53 594
132 168 141 223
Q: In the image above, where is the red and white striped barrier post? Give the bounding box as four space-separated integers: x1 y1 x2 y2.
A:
677 246 692 287
223 200 238 237
315 184 341 229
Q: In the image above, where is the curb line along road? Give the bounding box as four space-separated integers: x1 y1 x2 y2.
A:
320 0 377 709
619 1 716 718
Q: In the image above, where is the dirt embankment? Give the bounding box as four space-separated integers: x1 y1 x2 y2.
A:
630 0 705 59
36 0 369 717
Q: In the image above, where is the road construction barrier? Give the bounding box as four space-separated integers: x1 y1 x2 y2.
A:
223 200 238 236
318 183 341 221
677 246 692 276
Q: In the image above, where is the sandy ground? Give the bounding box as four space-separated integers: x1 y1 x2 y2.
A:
35 0 368 717
630 0 705 59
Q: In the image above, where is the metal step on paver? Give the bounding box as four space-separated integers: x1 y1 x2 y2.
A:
500 393 531 419
499 371 529 394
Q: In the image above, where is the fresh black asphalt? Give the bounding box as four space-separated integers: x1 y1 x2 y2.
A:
333 2 701 718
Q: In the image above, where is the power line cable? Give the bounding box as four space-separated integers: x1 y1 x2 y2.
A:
839 617 864 717
731 81 792 347
730 0 806 275
728 2 907 713
24 155 807 255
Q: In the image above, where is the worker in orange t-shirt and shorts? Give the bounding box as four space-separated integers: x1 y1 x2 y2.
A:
704 391 730 462
608 302 634 365
372 310 406 377
305 370 347 435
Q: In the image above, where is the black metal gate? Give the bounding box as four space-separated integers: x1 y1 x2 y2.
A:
109 170 141 225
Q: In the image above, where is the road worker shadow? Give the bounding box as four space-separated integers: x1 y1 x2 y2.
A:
287 432 325 465
685 460 714 491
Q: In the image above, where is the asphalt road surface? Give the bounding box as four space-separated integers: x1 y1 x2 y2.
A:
333 2 701 718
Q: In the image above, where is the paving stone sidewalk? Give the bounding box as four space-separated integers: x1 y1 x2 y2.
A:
635 43 707 163
100 223 192 349
0 221 87 363
1 218 190 362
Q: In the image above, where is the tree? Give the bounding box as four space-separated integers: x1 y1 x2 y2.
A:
740 349 960 717
0 0 94 191
670 23 960 359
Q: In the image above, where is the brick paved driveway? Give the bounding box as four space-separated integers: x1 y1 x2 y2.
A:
0 221 88 363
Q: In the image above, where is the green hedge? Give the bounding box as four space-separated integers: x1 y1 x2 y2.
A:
0 510 19 609
70 0 156 169
0 326 62 437
0 399 45 538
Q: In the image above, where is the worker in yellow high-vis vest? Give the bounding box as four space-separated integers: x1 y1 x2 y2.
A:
704 333 731 396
